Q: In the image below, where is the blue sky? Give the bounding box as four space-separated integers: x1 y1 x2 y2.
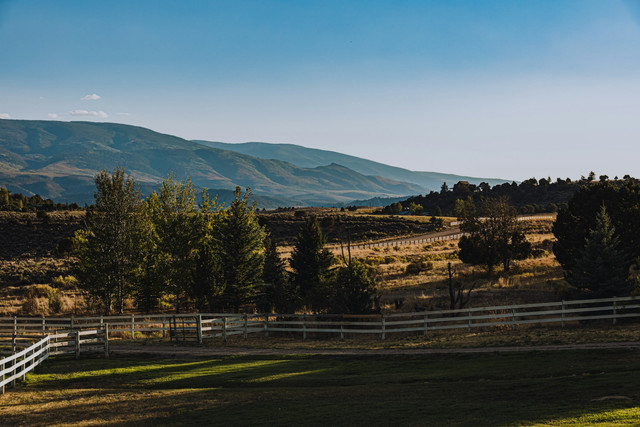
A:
1 0 640 180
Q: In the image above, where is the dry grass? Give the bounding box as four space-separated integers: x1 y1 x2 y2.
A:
0 215 566 317
205 322 640 350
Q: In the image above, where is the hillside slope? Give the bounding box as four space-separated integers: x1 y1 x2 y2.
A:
194 140 510 191
0 119 423 206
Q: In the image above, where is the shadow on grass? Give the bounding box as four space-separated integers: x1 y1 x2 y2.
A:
5 350 640 426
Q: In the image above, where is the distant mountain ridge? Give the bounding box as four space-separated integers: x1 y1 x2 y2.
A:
0 119 427 207
0 119 510 208
193 140 509 192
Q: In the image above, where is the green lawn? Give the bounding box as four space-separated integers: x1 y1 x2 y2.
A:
2 350 640 426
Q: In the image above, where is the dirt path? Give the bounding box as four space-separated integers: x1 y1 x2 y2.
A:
110 341 640 357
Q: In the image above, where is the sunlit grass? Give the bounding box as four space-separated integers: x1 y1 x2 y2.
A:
3 350 640 426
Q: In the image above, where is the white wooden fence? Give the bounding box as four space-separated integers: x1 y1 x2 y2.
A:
0 328 108 394
0 336 49 394
346 233 464 250
1 296 638 346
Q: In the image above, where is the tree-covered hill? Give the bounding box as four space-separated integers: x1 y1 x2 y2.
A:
0 119 427 207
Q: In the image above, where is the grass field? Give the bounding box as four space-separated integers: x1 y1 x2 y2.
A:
2 350 640 426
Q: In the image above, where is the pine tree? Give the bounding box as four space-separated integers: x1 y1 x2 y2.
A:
569 205 631 297
74 167 151 314
290 215 334 311
0 187 9 210
259 237 299 313
217 187 266 311
190 190 224 311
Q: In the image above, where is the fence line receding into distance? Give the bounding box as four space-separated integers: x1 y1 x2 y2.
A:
1 295 637 346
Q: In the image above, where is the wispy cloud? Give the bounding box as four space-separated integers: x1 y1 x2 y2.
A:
69 109 108 118
0 113 10 119
80 93 101 101
116 112 132 116
48 113 59 119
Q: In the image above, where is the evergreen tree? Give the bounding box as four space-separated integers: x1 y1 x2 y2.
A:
147 174 199 313
290 215 334 311
74 167 151 314
259 237 299 313
217 187 266 311
553 179 640 292
0 187 9 209
190 190 224 311
569 205 631 297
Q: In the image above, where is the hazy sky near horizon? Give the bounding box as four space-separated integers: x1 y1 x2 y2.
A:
2 0 640 181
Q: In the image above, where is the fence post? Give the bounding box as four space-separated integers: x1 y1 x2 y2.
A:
264 314 269 337
243 314 248 340
75 330 80 359
613 297 617 325
340 324 344 341
511 309 517 330
70 315 74 331
104 324 109 358
1 359 4 394
303 315 307 341
13 316 17 337
131 314 135 340
381 314 386 340
42 316 46 337
197 314 203 344
162 318 166 339
561 301 565 328
468 309 472 331
222 316 227 343
11 333 16 353
423 314 428 336
10 357 15 387
21 348 28 380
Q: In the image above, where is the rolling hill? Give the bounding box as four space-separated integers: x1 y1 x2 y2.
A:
193 140 509 191
0 119 429 207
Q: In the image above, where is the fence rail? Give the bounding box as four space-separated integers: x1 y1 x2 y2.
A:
1 296 638 346
0 328 108 394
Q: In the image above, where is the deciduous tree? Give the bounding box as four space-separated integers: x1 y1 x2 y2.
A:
457 197 530 274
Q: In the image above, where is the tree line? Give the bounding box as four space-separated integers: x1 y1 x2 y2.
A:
383 173 639 217
0 187 81 212
74 167 376 315
452 177 640 300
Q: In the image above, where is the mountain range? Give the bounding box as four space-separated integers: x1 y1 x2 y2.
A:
0 119 509 208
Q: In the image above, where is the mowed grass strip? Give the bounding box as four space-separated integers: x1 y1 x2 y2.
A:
2 350 640 426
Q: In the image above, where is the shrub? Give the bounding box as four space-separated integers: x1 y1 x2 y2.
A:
49 291 64 313
51 275 79 290
22 285 56 315
36 209 52 224
55 237 76 257
26 284 55 299
405 259 434 275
